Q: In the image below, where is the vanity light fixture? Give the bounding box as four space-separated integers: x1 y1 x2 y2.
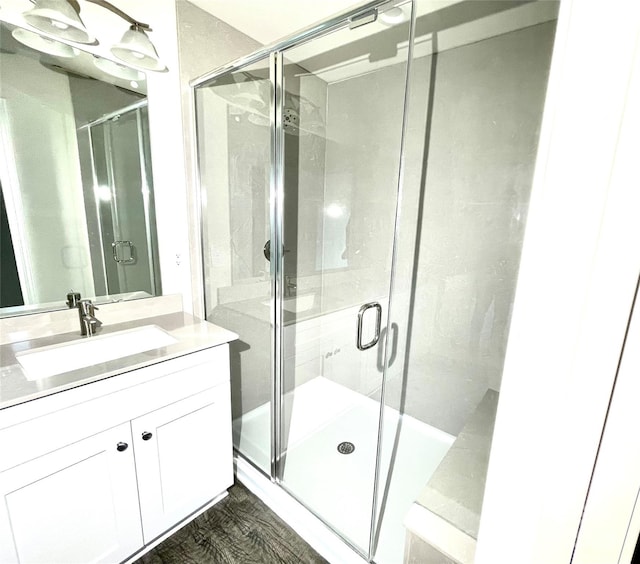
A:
11 26 79 57
110 22 165 72
21 0 166 71
93 54 145 81
23 0 95 43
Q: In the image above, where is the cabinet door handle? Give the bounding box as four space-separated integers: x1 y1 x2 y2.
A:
116 442 129 452
141 431 153 441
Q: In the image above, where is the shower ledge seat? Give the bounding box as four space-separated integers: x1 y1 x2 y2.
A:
404 389 499 564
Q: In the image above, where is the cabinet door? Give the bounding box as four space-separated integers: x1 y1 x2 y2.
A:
132 383 233 542
0 423 142 564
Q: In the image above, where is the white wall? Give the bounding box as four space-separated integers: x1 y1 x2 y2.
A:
140 0 194 312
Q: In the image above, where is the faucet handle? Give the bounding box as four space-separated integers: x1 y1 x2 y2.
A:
77 298 102 336
77 299 98 315
66 291 81 308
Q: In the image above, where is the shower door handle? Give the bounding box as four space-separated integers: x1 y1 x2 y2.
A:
112 240 135 264
263 240 291 262
357 302 382 351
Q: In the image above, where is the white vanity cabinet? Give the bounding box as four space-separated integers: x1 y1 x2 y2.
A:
133 385 232 542
0 423 143 564
0 344 233 564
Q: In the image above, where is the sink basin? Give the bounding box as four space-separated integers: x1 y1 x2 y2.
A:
16 325 178 381
261 294 316 313
282 294 315 313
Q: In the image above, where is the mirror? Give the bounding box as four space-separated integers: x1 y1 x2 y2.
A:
0 20 161 317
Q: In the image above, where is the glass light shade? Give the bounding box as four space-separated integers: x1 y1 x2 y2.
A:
379 7 407 25
23 0 95 44
93 55 145 81
111 25 166 72
12 27 79 58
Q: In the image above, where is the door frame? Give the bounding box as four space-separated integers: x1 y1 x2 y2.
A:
571 276 640 563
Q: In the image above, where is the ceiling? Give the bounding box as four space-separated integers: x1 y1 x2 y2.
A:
188 0 372 46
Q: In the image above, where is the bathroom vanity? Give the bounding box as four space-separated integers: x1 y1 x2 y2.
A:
0 313 237 564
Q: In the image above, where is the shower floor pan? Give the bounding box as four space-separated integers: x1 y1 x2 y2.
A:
233 377 454 563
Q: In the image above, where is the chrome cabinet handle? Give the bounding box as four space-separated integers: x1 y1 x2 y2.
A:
141 431 153 441
116 442 128 452
357 302 382 351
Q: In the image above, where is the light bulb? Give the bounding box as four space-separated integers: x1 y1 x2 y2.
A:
379 7 406 25
51 20 69 30
96 185 112 202
325 203 344 218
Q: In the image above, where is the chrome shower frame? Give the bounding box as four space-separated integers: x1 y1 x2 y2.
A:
190 1 416 560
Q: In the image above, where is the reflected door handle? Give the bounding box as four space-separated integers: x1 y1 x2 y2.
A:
377 322 399 372
357 302 382 351
112 241 135 263
263 240 291 262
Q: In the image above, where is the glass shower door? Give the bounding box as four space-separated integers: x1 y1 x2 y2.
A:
88 105 160 298
276 3 413 556
371 2 559 563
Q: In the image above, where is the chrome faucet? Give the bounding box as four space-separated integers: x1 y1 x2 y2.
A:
77 299 102 337
284 275 297 298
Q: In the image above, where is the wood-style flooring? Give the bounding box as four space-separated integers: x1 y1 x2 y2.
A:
135 481 329 564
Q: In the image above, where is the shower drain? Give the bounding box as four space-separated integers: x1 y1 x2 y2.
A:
337 441 355 455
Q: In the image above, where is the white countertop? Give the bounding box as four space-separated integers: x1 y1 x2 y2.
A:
0 312 238 410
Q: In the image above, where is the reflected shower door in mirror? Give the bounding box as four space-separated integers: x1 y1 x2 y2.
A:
84 104 160 299
0 20 160 317
195 58 273 476
277 3 413 556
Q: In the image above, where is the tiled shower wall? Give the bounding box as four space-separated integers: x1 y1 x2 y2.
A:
326 21 557 435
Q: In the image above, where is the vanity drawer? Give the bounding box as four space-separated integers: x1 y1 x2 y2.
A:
0 345 230 472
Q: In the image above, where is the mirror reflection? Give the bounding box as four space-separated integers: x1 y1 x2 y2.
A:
0 20 161 317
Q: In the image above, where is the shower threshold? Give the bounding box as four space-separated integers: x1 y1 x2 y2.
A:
233 377 454 563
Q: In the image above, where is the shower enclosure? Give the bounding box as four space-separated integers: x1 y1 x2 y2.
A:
193 1 558 561
79 101 161 299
